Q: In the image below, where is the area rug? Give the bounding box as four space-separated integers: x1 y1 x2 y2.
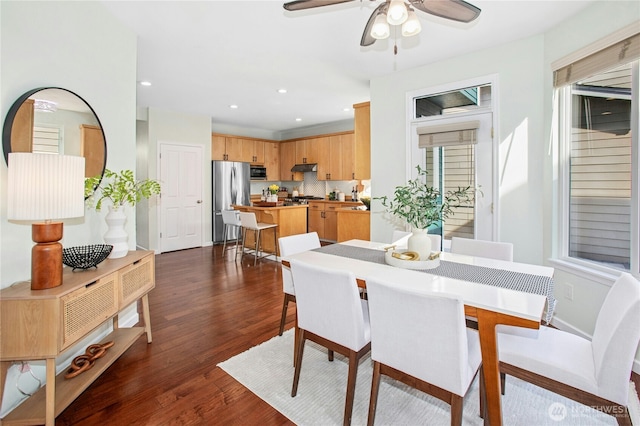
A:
218 330 640 425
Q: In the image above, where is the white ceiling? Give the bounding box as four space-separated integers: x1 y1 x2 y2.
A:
102 0 595 134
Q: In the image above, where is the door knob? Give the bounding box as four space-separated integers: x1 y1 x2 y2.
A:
197 200 203 204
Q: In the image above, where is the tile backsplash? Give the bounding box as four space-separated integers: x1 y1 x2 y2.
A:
250 172 370 200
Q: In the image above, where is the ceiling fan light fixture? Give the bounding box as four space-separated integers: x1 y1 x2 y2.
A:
401 10 421 37
371 13 390 40
387 0 408 25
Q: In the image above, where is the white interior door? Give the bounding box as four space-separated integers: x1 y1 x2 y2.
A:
160 142 203 252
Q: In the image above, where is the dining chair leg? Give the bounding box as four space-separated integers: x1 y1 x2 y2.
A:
479 368 486 420
273 227 278 261
291 328 306 397
367 361 382 426
500 372 506 395
328 350 334 361
343 350 359 426
450 394 463 426
279 294 294 336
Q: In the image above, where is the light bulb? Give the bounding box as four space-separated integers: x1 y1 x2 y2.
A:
387 0 408 25
401 10 421 37
371 13 390 40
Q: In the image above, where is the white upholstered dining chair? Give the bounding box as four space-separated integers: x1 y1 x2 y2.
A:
497 272 640 425
277 232 320 336
450 237 513 261
365 277 482 426
289 259 371 426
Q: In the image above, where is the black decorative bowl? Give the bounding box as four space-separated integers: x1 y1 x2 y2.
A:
63 245 113 271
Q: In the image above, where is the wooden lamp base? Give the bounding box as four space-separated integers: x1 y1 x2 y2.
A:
31 222 64 290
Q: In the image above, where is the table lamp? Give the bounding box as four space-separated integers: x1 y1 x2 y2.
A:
7 153 85 290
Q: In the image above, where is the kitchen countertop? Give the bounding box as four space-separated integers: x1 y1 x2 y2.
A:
234 204 309 211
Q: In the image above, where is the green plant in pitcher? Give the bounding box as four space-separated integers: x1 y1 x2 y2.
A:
85 169 161 211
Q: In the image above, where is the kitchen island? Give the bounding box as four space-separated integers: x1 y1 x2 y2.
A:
232 204 308 256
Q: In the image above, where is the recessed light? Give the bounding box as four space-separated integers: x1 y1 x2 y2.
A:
295 118 302 122
277 89 287 94
230 104 239 109
140 81 152 86
343 107 351 112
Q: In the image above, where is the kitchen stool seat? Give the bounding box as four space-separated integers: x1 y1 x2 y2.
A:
221 210 242 256
238 212 278 265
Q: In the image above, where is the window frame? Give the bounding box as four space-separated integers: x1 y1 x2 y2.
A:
406 74 499 243
553 61 640 280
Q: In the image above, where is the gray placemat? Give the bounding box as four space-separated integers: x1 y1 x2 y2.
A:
314 244 556 323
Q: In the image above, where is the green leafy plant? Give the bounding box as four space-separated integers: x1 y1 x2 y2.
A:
375 165 474 230
85 169 161 211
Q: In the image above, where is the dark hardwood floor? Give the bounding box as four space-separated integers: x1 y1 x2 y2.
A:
57 245 295 425
55 245 640 425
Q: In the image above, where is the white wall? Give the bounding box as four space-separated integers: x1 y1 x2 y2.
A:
370 2 640 371
145 107 213 250
371 36 546 265
1 0 137 288
0 0 138 415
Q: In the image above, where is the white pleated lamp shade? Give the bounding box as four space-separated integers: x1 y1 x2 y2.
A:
7 153 85 221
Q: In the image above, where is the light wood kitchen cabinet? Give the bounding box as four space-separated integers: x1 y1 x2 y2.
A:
10 98 34 154
280 140 303 181
242 139 265 164
318 133 355 181
0 251 155 426
337 209 370 242
212 134 243 161
295 137 319 164
353 101 371 179
308 201 362 241
80 124 105 178
264 141 280 181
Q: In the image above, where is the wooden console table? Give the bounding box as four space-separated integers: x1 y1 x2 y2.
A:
0 250 155 426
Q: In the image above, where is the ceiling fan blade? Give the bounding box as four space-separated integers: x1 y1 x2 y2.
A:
283 0 354 11
360 3 387 47
409 0 481 23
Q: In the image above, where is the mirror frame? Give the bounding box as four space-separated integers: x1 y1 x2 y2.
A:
2 87 107 197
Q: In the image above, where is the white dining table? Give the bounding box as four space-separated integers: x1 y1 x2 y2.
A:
283 239 554 426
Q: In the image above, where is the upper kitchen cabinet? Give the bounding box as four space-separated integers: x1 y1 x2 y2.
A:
264 141 280 181
280 140 303 181
241 138 265 165
317 133 355 181
353 101 371 180
295 137 319 164
211 134 243 161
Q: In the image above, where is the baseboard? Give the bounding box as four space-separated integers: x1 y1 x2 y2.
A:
551 316 640 374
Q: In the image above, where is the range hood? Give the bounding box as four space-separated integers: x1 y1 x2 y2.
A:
291 163 317 173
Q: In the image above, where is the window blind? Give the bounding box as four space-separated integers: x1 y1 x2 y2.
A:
553 32 640 88
417 120 480 149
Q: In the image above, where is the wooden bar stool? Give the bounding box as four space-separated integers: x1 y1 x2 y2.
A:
238 212 278 265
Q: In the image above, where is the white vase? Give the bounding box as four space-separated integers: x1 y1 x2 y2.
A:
104 205 129 259
407 228 432 261
268 194 278 202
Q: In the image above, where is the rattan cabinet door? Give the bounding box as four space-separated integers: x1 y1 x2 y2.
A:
118 255 155 308
60 272 118 350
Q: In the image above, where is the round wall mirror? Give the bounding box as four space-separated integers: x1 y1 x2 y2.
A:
2 87 107 196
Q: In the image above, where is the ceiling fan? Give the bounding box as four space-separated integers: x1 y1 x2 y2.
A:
283 0 481 47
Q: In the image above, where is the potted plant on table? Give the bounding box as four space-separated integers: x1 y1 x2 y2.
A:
85 169 161 259
376 165 474 260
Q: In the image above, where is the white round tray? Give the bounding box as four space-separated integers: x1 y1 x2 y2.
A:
384 249 440 270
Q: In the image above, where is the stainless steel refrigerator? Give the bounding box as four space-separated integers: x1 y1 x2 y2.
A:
212 161 251 243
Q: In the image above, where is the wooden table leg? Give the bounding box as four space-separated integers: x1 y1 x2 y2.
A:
142 294 153 343
474 308 541 426
45 357 55 426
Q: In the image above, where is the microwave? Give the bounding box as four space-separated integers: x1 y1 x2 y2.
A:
250 166 267 180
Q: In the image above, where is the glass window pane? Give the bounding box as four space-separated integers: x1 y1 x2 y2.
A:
425 145 475 240
415 84 491 118
569 63 632 269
